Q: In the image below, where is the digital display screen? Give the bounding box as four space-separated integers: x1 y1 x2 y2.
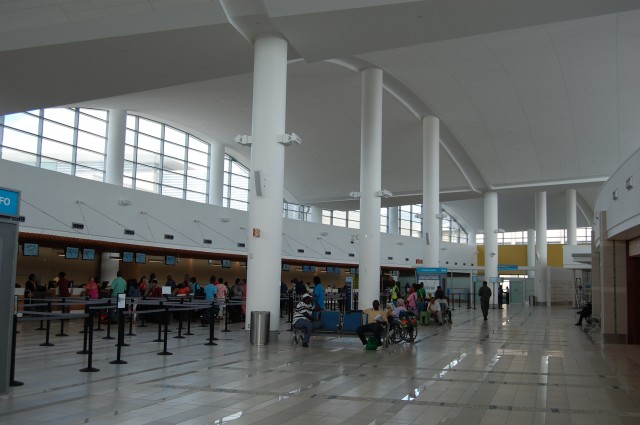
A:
23 243 39 256
82 248 95 260
122 252 134 263
135 253 146 264
65 247 79 259
303 265 310 273
165 255 176 266
282 264 290 271
221 259 231 268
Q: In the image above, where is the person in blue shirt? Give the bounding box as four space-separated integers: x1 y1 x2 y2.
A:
202 276 219 325
312 276 325 310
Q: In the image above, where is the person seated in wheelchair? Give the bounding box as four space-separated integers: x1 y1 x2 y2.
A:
426 296 443 325
437 296 452 323
392 298 407 317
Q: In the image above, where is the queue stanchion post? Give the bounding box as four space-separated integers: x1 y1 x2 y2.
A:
56 299 68 337
288 293 293 324
40 314 54 347
204 301 218 346
451 293 455 311
103 304 115 340
34 298 45 331
79 298 89 333
80 310 99 372
154 301 164 342
77 308 90 354
222 300 231 333
94 302 104 331
10 314 24 387
110 295 128 364
127 299 136 336
158 307 172 355
174 305 185 339
185 301 194 336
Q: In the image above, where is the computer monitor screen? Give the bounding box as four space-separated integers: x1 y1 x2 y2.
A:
23 243 39 256
65 247 79 259
135 253 146 264
122 252 134 263
303 265 310 273
165 255 176 266
221 259 231 268
82 248 95 260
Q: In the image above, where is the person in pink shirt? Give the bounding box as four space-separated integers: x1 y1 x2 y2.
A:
85 276 99 299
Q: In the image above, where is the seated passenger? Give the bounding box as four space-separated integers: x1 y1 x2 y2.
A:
575 302 592 326
392 298 407 318
357 300 391 347
426 296 443 325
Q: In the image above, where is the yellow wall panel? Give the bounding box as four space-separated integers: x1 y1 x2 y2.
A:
476 244 564 268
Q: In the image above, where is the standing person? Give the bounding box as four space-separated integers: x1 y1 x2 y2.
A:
25 274 37 297
434 285 444 300
280 281 289 318
292 293 316 347
479 281 492 321
406 283 420 315
85 276 99 299
138 275 148 296
57 272 71 298
312 276 325 310
165 275 176 291
216 277 228 320
391 281 401 306
418 282 426 302
110 271 127 297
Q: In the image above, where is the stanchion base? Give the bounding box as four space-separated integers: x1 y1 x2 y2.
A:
138 324 147 328
10 380 24 387
222 330 231 333
157 351 173 355
185 332 194 336
35 327 45 331
55 333 69 337
204 341 218 346
40 342 54 347
76 350 89 354
126 332 136 336
109 360 127 364
102 336 115 340
173 335 186 339
79 367 99 372
116 343 130 347
79 330 86 334
93 328 104 331
153 338 164 342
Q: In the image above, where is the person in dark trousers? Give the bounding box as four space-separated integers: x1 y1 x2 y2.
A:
478 281 492 321
575 302 592 326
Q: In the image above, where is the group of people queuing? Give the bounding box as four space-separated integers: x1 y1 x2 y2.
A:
388 281 451 325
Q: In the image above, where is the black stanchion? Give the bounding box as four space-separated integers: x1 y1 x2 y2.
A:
80 311 99 372
79 299 89 334
40 317 54 347
110 308 127 364
467 292 471 309
77 310 90 354
154 302 164 342
451 293 456 311
185 306 194 336
103 307 115 340
204 302 218 346
127 304 136 336
222 301 231 333
10 314 24 387
94 302 104 331
174 307 185 339
158 308 172 355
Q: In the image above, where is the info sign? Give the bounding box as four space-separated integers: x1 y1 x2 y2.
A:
0 187 20 218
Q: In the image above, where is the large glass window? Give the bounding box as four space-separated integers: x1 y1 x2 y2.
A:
223 154 249 210
0 108 106 181
125 115 209 202
321 209 361 228
283 202 308 220
400 204 422 238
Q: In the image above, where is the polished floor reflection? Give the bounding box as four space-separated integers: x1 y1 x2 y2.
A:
2 304 640 425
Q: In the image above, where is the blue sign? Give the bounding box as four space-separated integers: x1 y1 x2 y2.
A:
498 264 518 271
0 187 20 218
416 267 448 274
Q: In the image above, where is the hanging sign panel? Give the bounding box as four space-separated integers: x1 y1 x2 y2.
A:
0 187 20 218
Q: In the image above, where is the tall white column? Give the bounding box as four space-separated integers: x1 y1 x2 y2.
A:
100 252 119 285
244 34 288 335
535 192 548 303
208 141 225 206
484 192 498 284
308 206 322 223
422 116 440 267
105 109 126 185
358 67 383 310
527 228 536 279
388 206 399 234
566 188 577 245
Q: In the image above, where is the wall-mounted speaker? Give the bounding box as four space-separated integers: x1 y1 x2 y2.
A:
254 170 263 197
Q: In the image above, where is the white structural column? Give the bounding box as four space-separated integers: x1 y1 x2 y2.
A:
308 206 322 223
535 192 548 303
527 228 536 279
100 253 119 284
388 207 399 234
244 34 288 335
105 109 126 185
208 141 225 206
358 67 383 310
484 192 498 285
566 189 577 245
422 116 440 266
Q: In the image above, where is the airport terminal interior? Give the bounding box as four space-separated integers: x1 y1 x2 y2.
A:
2 1 640 424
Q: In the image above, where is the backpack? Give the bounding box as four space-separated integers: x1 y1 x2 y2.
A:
365 336 379 351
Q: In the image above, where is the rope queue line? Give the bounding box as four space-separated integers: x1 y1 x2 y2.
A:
11 295 245 387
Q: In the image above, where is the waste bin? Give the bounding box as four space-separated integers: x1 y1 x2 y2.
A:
528 295 536 306
250 311 270 345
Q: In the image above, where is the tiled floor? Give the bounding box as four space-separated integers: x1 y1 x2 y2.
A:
2 304 640 425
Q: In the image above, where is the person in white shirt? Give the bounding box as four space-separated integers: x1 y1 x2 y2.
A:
427 296 443 325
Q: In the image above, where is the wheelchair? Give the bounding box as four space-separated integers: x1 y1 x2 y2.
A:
388 311 418 343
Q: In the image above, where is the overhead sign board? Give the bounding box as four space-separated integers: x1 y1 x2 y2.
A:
498 264 519 271
0 187 20 218
416 267 448 274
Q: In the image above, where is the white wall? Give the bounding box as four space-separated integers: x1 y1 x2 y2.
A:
549 267 575 305
1 159 477 268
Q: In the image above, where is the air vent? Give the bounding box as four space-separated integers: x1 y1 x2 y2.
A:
124 229 135 235
237 243 246 248
203 239 212 245
164 234 174 240
387 256 393 260
72 222 84 229
325 251 331 255
405 258 409 261
297 249 305 253
348 253 355 258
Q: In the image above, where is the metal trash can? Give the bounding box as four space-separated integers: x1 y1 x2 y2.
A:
250 311 270 345
528 295 536 306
